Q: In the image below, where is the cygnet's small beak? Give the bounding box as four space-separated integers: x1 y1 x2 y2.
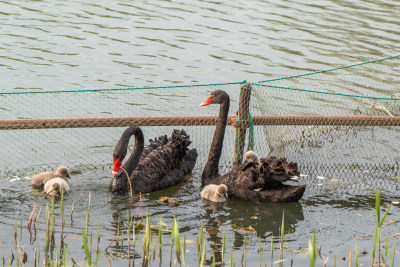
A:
67 174 71 179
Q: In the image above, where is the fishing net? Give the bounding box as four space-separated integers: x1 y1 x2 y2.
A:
1 55 400 191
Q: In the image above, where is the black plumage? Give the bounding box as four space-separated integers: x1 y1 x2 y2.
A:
109 126 198 194
200 90 305 202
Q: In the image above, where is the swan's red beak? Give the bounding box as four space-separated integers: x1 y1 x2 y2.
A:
112 157 121 176
200 95 213 106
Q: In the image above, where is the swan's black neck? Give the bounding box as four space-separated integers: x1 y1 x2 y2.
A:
116 126 144 175
202 94 230 185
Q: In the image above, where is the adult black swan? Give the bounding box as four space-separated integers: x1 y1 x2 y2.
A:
200 90 305 202
109 126 198 194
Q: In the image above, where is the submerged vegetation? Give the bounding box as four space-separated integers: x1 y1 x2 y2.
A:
0 188 398 266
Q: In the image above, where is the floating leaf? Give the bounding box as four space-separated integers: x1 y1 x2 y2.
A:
355 236 373 240
391 233 400 238
150 221 169 232
391 176 400 180
232 225 255 233
250 216 260 220
329 178 340 182
159 197 182 206
383 219 396 226
135 223 145 230
206 227 221 235
181 239 196 245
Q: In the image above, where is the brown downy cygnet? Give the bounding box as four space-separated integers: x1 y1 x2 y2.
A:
244 151 260 164
44 177 70 196
31 166 70 186
201 184 228 202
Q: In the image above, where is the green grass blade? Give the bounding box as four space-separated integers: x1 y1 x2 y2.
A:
375 188 380 225
379 204 392 228
81 228 91 266
270 234 274 267
60 188 64 216
308 233 316 267
355 241 358 267
222 231 226 263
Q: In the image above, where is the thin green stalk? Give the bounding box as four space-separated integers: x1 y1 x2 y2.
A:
212 251 216 267
385 234 389 264
174 217 181 262
373 188 392 267
308 232 316 267
390 241 395 267
63 245 67 266
280 211 285 267
230 251 233 267
199 237 206 267
222 231 226 264
60 187 64 216
51 193 55 215
355 241 358 267
270 235 274 267
56 244 59 267
81 228 91 266
182 234 186 267
158 221 163 246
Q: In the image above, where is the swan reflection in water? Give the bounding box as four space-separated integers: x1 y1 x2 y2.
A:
200 198 304 265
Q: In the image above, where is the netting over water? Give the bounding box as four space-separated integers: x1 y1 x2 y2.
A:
1 56 400 196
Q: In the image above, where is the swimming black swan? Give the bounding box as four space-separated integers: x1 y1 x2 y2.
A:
109 126 198 194
200 90 305 202
31 166 70 186
201 184 228 202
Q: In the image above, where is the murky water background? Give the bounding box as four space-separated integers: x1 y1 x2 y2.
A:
1 0 400 266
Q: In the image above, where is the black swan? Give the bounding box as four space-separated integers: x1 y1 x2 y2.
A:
44 177 70 195
201 184 228 202
31 166 70 187
109 126 198 194
200 90 305 202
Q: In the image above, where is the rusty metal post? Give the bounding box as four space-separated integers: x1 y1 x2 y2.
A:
233 83 252 166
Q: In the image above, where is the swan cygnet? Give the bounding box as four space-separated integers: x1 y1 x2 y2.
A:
31 166 70 186
201 184 228 202
44 177 70 196
244 151 261 164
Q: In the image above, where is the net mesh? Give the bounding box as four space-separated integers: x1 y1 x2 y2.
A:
1 55 400 189
0 84 242 176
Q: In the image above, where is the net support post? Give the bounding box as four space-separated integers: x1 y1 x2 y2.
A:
233 83 252 166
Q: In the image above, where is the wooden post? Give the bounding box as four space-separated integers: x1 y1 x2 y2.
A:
233 83 252 166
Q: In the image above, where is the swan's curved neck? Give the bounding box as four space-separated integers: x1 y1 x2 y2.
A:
118 127 144 175
202 95 230 185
